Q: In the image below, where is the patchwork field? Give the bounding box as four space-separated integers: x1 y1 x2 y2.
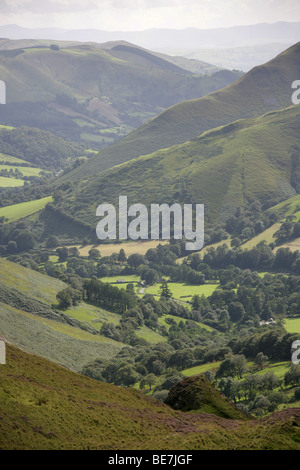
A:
144 282 219 300
98 275 141 283
0 196 53 223
0 164 47 177
254 361 291 379
0 147 51 187
71 240 169 257
284 317 300 334
0 176 24 187
64 302 122 327
241 223 282 250
182 361 222 377
267 194 300 222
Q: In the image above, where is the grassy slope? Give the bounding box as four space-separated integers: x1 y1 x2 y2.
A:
0 40 219 99
0 258 66 304
0 303 123 372
242 194 300 250
0 42 239 125
64 41 300 180
59 105 300 227
241 223 282 250
158 314 214 332
182 361 222 377
0 164 46 176
266 194 300 221
64 301 166 345
0 152 26 164
0 196 53 222
0 258 125 369
0 258 164 365
0 176 24 187
1 344 300 450
284 317 300 334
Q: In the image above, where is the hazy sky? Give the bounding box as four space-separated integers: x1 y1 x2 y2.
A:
0 0 299 30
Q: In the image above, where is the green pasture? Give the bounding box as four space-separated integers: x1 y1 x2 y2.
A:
0 176 24 187
144 282 219 300
0 196 53 222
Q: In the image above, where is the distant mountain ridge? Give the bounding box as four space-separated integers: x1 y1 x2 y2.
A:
0 22 299 49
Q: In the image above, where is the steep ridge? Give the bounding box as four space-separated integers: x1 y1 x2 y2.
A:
57 105 300 228
65 42 300 180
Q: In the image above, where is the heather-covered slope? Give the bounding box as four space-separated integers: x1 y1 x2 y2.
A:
0 344 300 450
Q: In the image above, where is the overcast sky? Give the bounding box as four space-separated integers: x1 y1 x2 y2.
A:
0 0 299 30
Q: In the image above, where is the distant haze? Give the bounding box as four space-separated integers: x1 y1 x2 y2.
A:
0 0 300 31
1 21 299 71
0 22 299 50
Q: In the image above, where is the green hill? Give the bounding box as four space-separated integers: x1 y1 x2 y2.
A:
0 41 240 145
1 344 300 450
55 105 300 229
65 41 300 180
0 258 66 304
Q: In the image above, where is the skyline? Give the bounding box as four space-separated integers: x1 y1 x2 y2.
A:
0 0 300 31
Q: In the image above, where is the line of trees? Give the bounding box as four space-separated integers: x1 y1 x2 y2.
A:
83 277 137 313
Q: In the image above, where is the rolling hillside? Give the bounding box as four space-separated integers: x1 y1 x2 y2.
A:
55 105 300 229
64 41 300 180
0 258 167 368
0 258 125 370
0 40 240 146
1 343 300 450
